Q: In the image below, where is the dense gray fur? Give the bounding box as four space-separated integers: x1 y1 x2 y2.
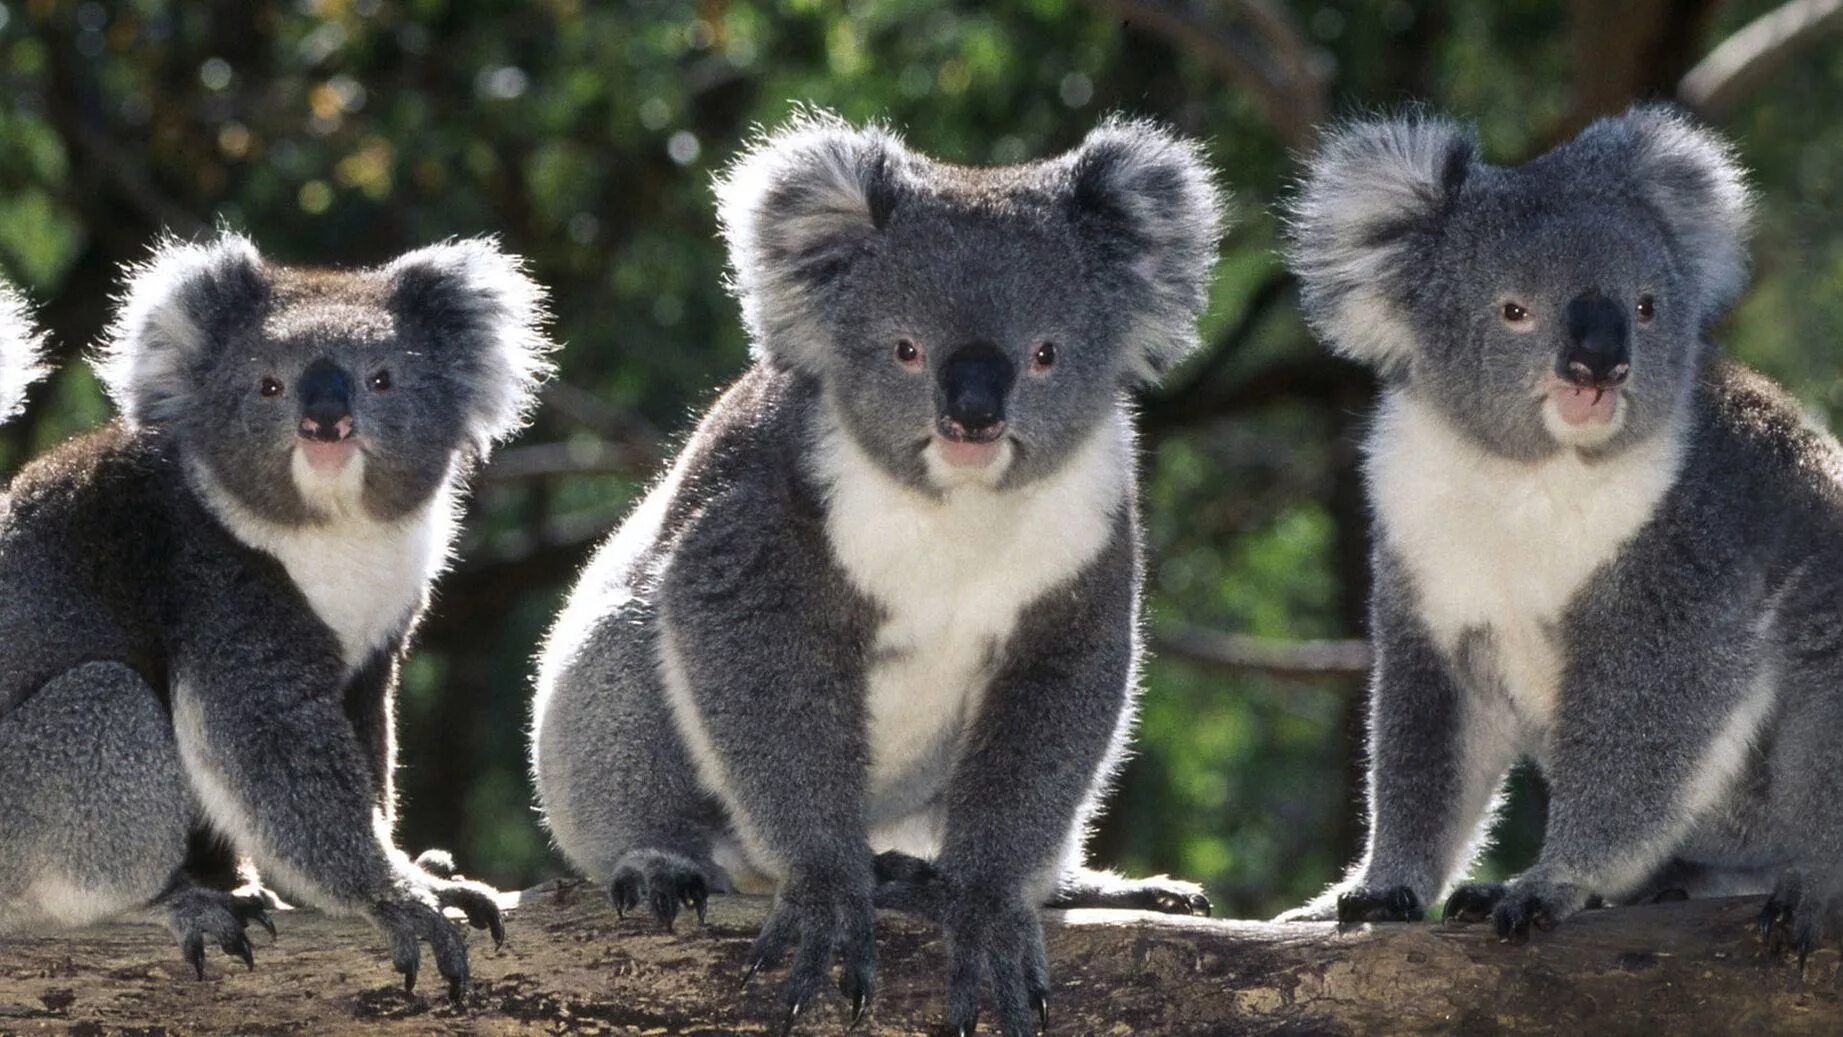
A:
534 113 1221 1034
0 279 48 422
1278 104 1843 961
0 233 552 997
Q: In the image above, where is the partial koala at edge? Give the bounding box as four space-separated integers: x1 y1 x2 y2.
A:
0 279 49 424
531 111 1222 1036
0 234 553 1000
1278 103 1843 964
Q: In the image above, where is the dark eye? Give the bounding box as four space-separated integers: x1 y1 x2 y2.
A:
258 377 284 399
1501 301 1531 325
1636 294 1655 324
893 338 922 369
368 370 392 392
1030 341 1058 372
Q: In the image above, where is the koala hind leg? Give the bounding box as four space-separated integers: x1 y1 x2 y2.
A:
0 662 193 933
535 615 728 930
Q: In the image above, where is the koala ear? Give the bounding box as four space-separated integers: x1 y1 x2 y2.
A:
384 237 556 456
714 110 905 372
1286 115 1475 375
1593 104 1754 320
95 233 268 427
1068 117 1226 384
0 281 49 422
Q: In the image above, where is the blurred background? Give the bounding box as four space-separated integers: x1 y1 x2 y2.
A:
2 0 1841 919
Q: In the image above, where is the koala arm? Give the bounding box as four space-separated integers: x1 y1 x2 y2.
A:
169 560 499 998
659 487 877 1016
1283 557 1519 924
342 649 401 826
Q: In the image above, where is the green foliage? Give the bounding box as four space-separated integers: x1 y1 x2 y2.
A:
3 0 1840 918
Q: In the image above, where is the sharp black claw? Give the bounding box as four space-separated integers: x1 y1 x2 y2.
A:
185 936 207 981
778 999 802 1037
1032 991 1049 1030
253 911 277 939
851 989 869 1026
740 958 762 991
449 977 465 1006
404 962 418 995
232 935 255 970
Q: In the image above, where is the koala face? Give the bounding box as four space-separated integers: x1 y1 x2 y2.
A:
716 114 1224 491
1289 105 1751 461
97 235 552 524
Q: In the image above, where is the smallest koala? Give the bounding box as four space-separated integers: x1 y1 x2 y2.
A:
0 280 48 423
0 234 551 999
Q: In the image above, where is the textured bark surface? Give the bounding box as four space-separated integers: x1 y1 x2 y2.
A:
1 883 1837 1035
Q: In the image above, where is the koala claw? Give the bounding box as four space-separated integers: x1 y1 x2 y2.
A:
1442 881 1508 924
1757 870 1837 976
1491 889 1563 944
744 881 877 1035
374 882 488 1006
942 892 1051 1037
1335 884 1422 925
166 887 276 980
608 851 711 931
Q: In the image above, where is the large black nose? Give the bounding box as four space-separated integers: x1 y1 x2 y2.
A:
1560 294 1631 389
937 342 1014 442
296 358 355 442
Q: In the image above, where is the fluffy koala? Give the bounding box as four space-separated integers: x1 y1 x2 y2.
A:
0 279 49 423
1275 103 1843 957
532 113 1221 1035
0 234 551 999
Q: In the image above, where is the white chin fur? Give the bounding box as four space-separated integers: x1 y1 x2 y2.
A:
291 445 369 520
922 437 1015 489
1541 393 1628 449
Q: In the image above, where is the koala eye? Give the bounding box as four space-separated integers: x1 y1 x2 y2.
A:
258 377 284 399
1030 341 1058 373
893 338 923 370
1501 301 1532 326
367 370 393 392
1636 294 1656 324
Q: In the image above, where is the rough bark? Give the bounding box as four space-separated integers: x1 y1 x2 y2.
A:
2 884 1837 1035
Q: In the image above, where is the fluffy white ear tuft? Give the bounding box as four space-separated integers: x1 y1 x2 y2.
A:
1068 116 1227 384
94 233 268 426
0 281 48 422
384 236 556 455
1593 104 1755 321
1286 115 1474 375
713 108 906 372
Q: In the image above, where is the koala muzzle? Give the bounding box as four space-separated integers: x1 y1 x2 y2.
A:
938 342 1014 442
297 358 356 442
1560 294 1631 389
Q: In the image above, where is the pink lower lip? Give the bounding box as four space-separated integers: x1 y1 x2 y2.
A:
300 439 358 472
937 437 1002 468
1550 383 1619 427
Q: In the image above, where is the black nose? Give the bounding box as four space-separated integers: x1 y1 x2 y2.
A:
1560 294 1631 388
296 358 355 442
937 342 1014 441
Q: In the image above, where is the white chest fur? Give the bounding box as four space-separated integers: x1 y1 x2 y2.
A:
1366 393 1683 729
814 406 1131 805
191 460 458 671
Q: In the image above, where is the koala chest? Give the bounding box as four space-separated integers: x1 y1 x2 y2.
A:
1366 394 1682 731
817 415 1129 806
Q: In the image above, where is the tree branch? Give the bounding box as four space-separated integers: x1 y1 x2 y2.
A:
3 886 1827 1033
1679 0 1843 120
1154 623 1371 681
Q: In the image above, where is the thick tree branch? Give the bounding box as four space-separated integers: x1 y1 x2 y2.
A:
3 887 1832 1033
1679 0 1843 120
1154 623 1371 680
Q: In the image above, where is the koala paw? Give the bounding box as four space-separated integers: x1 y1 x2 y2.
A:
163 886 277 980
1047 873 1212 917
1758 869 1841 974
741 871 876 1035
1336 884 1423 925
1442 881 1508 924
940 887 1052 1037
608 849 710 931
371 866 507 1005
1487 878 1588 944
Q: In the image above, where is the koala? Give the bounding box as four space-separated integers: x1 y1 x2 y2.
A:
0 279 49 424
0 234 552 999
532 113 1221 1035
1273 103 1843 958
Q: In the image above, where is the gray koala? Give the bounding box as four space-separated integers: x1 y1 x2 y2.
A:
532 113 1220 1035
0 233 552 999
0 279 48 423
1275 103 1843 958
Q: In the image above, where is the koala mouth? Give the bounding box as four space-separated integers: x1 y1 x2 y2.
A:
1548 382 1620 427
934 420 1008 468
299 437 361 473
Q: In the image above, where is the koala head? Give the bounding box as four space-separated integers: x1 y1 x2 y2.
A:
716 111 1224 491
0 280 48 423
1289 104 1752 460
96 234 553 524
